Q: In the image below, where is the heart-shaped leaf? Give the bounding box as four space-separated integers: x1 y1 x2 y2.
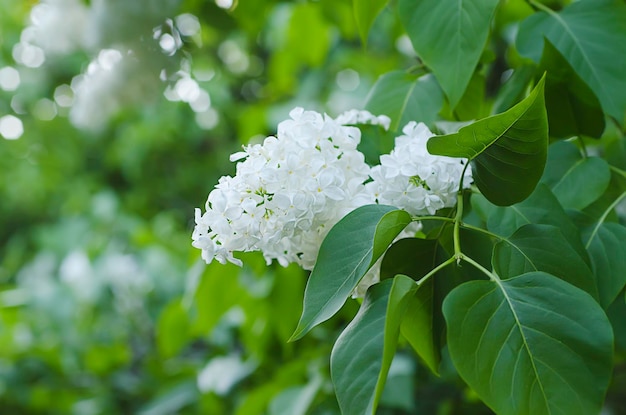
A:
428 76 548 206
290 205 411 341
444 272 613 415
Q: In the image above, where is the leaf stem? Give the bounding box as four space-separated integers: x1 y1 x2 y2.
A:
610 165 626 180
415 256 457 286
459 222 503 241
460 254 499 282
410 216 455 223
527 0 553 14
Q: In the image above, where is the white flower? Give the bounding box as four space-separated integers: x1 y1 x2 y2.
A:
192 108 376 270
366 121 472 216
192 110 473 296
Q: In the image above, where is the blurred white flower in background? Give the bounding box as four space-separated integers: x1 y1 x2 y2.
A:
11 0 210 131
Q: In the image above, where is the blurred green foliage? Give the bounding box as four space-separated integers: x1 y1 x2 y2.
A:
2 0 623 414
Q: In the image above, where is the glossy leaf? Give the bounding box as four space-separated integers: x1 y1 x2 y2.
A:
516 0 626 123
541 141 611 210
493 224 597 298
539 40 605 139
584 222 626 308
365 71 443 132
290 205 411 341
331 275 416 415
353 0 388 45
397 0 499 108
428 76 548 206
444 272 614 415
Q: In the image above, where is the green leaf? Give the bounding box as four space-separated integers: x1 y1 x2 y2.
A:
331 275 416 415
428 76 548 206
485 184 589 262
444 272 614 415
541 141 611 210
380 238 442 374
290 205 412 341
539 40 605 139
357 124 396 165
516 0 626 124
493 224 597 298
583 222 626 308
353 0 389 45
397 0 499 108
365 71 443 132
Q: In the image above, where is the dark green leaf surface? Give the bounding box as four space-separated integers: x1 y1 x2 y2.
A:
492 224 597 297
541 141 610 210
539 40 605 139
381 238 442 374
485 184 589 262
428 76 548 206
291 205 411 341
397 0 499 108
444 272 613 415
516 0 626 124
584 222 626 308
354 0 389 45
365 71 443 132
331 276 416 415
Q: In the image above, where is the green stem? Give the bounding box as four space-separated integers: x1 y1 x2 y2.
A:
415 256 457 286
411 216 455 223
460 255 499 282
452 162 471 259
610 165 626 180
460 222 504 241
527 0 554 14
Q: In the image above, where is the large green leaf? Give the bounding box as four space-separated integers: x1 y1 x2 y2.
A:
331 275 416 415
290 205 411 341
353 0 389 45
541 141 611 210
364 71 443 132
397 0 500 108
516 0 626 124
584 222 626 308
428 76 548 206
444 272 613 415
539 40 605 139
492 224 597 298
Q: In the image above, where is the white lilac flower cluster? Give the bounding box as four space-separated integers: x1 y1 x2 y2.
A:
193 108 472 274
367 121 473 216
